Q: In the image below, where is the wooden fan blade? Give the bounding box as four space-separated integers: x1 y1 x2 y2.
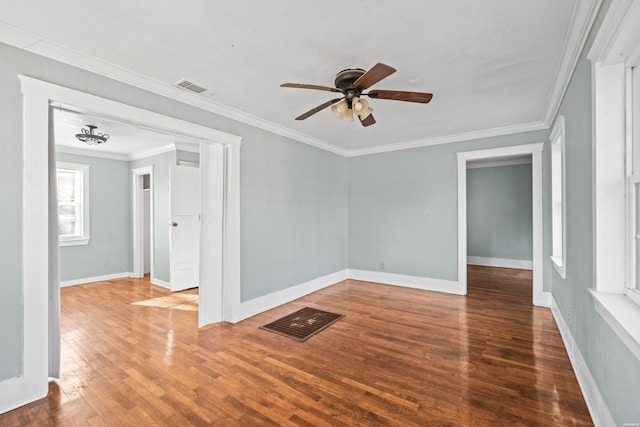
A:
367 90 433 103
281 83 342 93
353 63 396 89
358 114 376 127
295 98 344 120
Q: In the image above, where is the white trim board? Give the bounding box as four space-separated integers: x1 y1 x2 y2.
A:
151 278 171 289
466 155 532 169
542 0 603 126
60 272 132 287
57 142 197 162
132 165 154 282
589 289 640 363
232 269 465 324
550 298 615 427
467 256 533 270
347 269 465 295
232 270 349 323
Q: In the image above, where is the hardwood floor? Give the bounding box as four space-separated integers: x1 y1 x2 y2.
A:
0 266 592 426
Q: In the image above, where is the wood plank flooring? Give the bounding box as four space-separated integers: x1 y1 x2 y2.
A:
0 266 592 426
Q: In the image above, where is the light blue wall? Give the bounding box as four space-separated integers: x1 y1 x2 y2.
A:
549 0 640 423
56 152 131 281
130 150 177 283
241 134 348 301
467 164 532 261
348 130 548 282
0 41 349 382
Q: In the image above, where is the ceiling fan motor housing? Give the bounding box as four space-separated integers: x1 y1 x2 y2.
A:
335 68 366 105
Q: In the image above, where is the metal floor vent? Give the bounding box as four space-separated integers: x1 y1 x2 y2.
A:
260 307 344 342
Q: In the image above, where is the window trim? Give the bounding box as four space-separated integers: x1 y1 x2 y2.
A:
56 161 90 246
629 67 640 301
587 0 640 363
550 115 566 279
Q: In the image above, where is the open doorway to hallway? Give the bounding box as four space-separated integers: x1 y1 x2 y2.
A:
456 143 549 306
465 155 533 302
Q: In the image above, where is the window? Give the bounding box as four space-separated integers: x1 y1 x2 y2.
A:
550 116 566 279
628 66 640 305
56 161 90 246
588 0 640 362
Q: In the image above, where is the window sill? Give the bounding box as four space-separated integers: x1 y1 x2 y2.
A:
589 289 640 363
60 237 89 247
550 256 566 279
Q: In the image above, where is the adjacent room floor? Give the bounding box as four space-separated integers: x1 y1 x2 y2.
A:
0 266 592 426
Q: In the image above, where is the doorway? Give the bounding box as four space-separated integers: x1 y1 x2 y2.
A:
17 75 242 404
133 167 154 280
456 143 549 306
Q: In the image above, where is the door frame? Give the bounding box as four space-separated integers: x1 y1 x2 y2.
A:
15 75 241 408
132 166 154 280
457 142 550 306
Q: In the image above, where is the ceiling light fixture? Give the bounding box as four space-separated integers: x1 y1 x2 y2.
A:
330 97 373 123
331 99 353 122
76 125 109 145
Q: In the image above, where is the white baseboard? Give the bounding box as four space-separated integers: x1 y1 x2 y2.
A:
0 376 47 415
151 278 170 289
347 269 465 295
533 290 552 307
60 272 133 287
550 297 615 427
467 256 533 270
233 269 349 323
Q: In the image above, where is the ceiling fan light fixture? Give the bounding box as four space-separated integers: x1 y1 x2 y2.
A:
358 107 373 120
281 62 432 126
352 97 367 113
352 97 373 119
331 100 353 122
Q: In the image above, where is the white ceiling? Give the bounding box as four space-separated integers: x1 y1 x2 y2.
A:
52 104 201 159
0 1 599 156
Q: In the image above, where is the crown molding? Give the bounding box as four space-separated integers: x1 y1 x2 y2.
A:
466 156 532 169
344 121 547 157
542 0 602 127
2 6 598 159
55 142 184 162
127 143 177 161
0 22 348 157
55 145 129 161
589 0 640 65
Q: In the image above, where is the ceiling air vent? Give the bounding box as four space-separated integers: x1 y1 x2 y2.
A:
174 79 208 94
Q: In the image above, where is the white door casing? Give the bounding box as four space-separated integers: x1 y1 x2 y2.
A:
170 165 200 292
7 75 241 415
132 166 154 280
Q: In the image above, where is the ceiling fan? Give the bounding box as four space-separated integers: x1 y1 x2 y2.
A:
281 63 433 127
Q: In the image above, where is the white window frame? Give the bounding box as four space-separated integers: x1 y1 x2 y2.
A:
588 0 640 362
550 116 566 279
628 67 640 306
56 161 90 246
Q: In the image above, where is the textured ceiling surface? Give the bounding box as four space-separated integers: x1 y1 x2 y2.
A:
1 1 586 154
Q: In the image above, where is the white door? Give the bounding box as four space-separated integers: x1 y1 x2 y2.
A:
170 165 200 292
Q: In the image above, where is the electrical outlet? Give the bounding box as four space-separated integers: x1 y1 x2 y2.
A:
380 262 385 270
